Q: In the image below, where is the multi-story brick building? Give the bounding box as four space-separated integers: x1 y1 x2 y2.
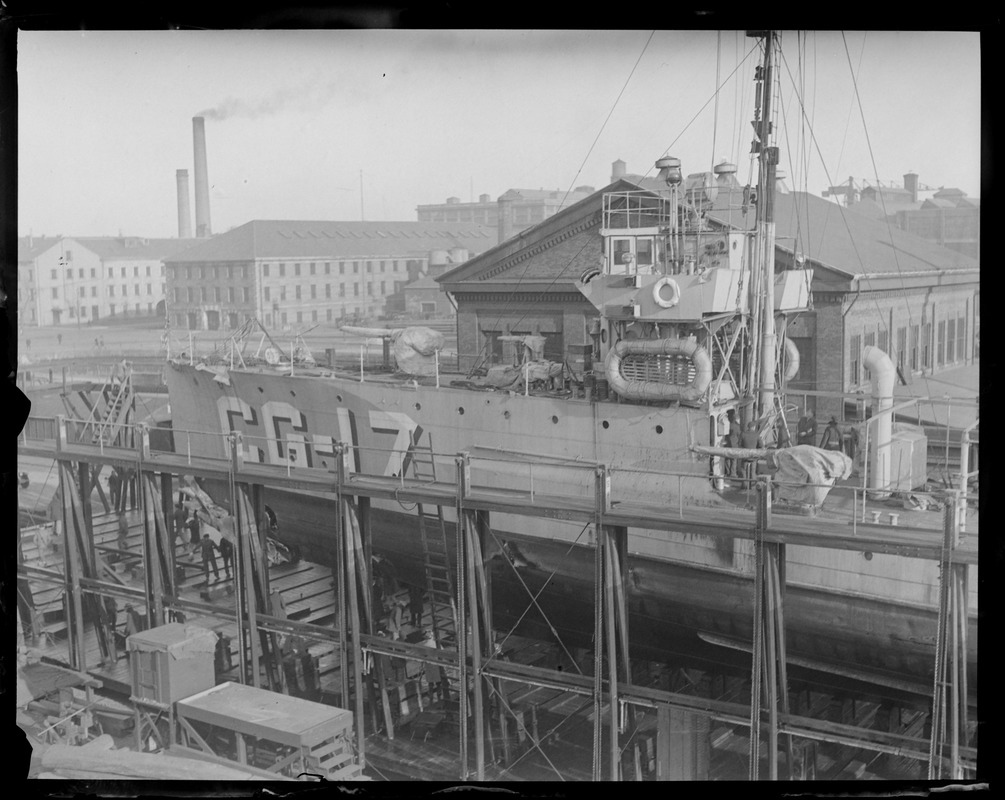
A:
16 235 199 326
438 175 979 419
163 219 493 331
418 186 596 247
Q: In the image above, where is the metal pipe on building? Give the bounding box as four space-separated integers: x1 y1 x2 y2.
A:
176 169 193 239
862 345 895 491
192 117 212 238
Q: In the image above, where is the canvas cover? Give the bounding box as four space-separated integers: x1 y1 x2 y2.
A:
771 445 853 507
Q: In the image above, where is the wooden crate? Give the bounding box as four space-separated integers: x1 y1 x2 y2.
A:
126 623 217 706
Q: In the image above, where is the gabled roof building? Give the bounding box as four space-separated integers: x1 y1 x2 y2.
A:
437 169 979 422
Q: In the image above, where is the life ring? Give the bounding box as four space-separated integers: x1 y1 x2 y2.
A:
652 276 681 308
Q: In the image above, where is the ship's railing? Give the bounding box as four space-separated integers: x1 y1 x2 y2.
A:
602 191 671 232
21 417 979 540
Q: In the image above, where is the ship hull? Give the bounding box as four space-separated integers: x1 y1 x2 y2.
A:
167 362 977 692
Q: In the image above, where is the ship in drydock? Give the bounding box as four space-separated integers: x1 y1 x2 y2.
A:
162 32 978 697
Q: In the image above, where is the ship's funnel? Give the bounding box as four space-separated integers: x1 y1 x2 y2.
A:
192 116 212 238
176 169 192 239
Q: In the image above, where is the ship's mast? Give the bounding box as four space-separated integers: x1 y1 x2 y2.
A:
750 31 779 423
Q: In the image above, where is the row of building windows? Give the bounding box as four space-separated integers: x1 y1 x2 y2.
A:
172 305 376 330
61 302 153 320
48 265 164 281
173 286 253 304
170 280 403 305
850 314 973 385
260 259 404 278
51 283 161 299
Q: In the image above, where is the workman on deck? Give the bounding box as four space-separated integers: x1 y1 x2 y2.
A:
796 410 817 446
820 417 843 451
741 421 761 489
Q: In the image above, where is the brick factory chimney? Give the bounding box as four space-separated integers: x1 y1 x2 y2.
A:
904 172 919 204
192 116 212 238
176 169 193 239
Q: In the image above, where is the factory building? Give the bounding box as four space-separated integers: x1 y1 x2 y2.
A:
17 235 200 327
162 219 492 331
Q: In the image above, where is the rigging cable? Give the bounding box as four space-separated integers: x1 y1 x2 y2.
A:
507 38 762 341
711 30 722 170
480 30 656 342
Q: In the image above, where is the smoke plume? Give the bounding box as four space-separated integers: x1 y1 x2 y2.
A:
198 78 348 121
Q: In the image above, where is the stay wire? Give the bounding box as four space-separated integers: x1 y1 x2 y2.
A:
481 31 655 341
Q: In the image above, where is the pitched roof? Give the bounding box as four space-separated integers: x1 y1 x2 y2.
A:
163 220 495 263
440 179 978 293
17 236 62 261
766 190 979 277
74 237 202 261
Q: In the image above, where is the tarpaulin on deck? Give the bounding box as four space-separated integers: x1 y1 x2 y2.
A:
771 445 853 507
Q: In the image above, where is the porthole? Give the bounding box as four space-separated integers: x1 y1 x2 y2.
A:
503 410 511 419
551 415 559 424
458 407 465 415
414 402 421 411
336 394 343 403
290 390 296 398
656 425 663 434
602 420 610 429
257 386 264 394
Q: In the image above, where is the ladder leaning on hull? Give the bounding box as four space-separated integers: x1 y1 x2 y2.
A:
409 434 457 648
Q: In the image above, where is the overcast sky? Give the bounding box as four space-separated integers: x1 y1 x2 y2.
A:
17 29 981 239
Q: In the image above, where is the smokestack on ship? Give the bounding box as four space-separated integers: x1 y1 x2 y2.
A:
192 116 212 238
176 169 193 238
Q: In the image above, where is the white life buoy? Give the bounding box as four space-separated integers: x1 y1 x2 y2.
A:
265 347 280 365
652 276 681 308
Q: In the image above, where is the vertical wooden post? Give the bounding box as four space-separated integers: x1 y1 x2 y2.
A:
228 462 247 687
603 526 620 781
59 461 86 672
455 452 471 779
159 472 176 598
334 444 350 709
466 505 484 780
592 464 609 781
342 499 366 769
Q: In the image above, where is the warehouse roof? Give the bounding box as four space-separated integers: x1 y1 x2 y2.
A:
163 220 495 263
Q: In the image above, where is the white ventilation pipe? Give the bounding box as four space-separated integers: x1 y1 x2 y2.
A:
862 345 895 491
782 337 800 382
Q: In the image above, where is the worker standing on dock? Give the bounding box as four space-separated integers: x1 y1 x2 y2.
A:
200 533 220 586
116 511 129 559
408 584 424 629
185 511 202 554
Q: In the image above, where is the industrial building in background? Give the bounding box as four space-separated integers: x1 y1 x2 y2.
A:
17 235 200 327
162 220 492 331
